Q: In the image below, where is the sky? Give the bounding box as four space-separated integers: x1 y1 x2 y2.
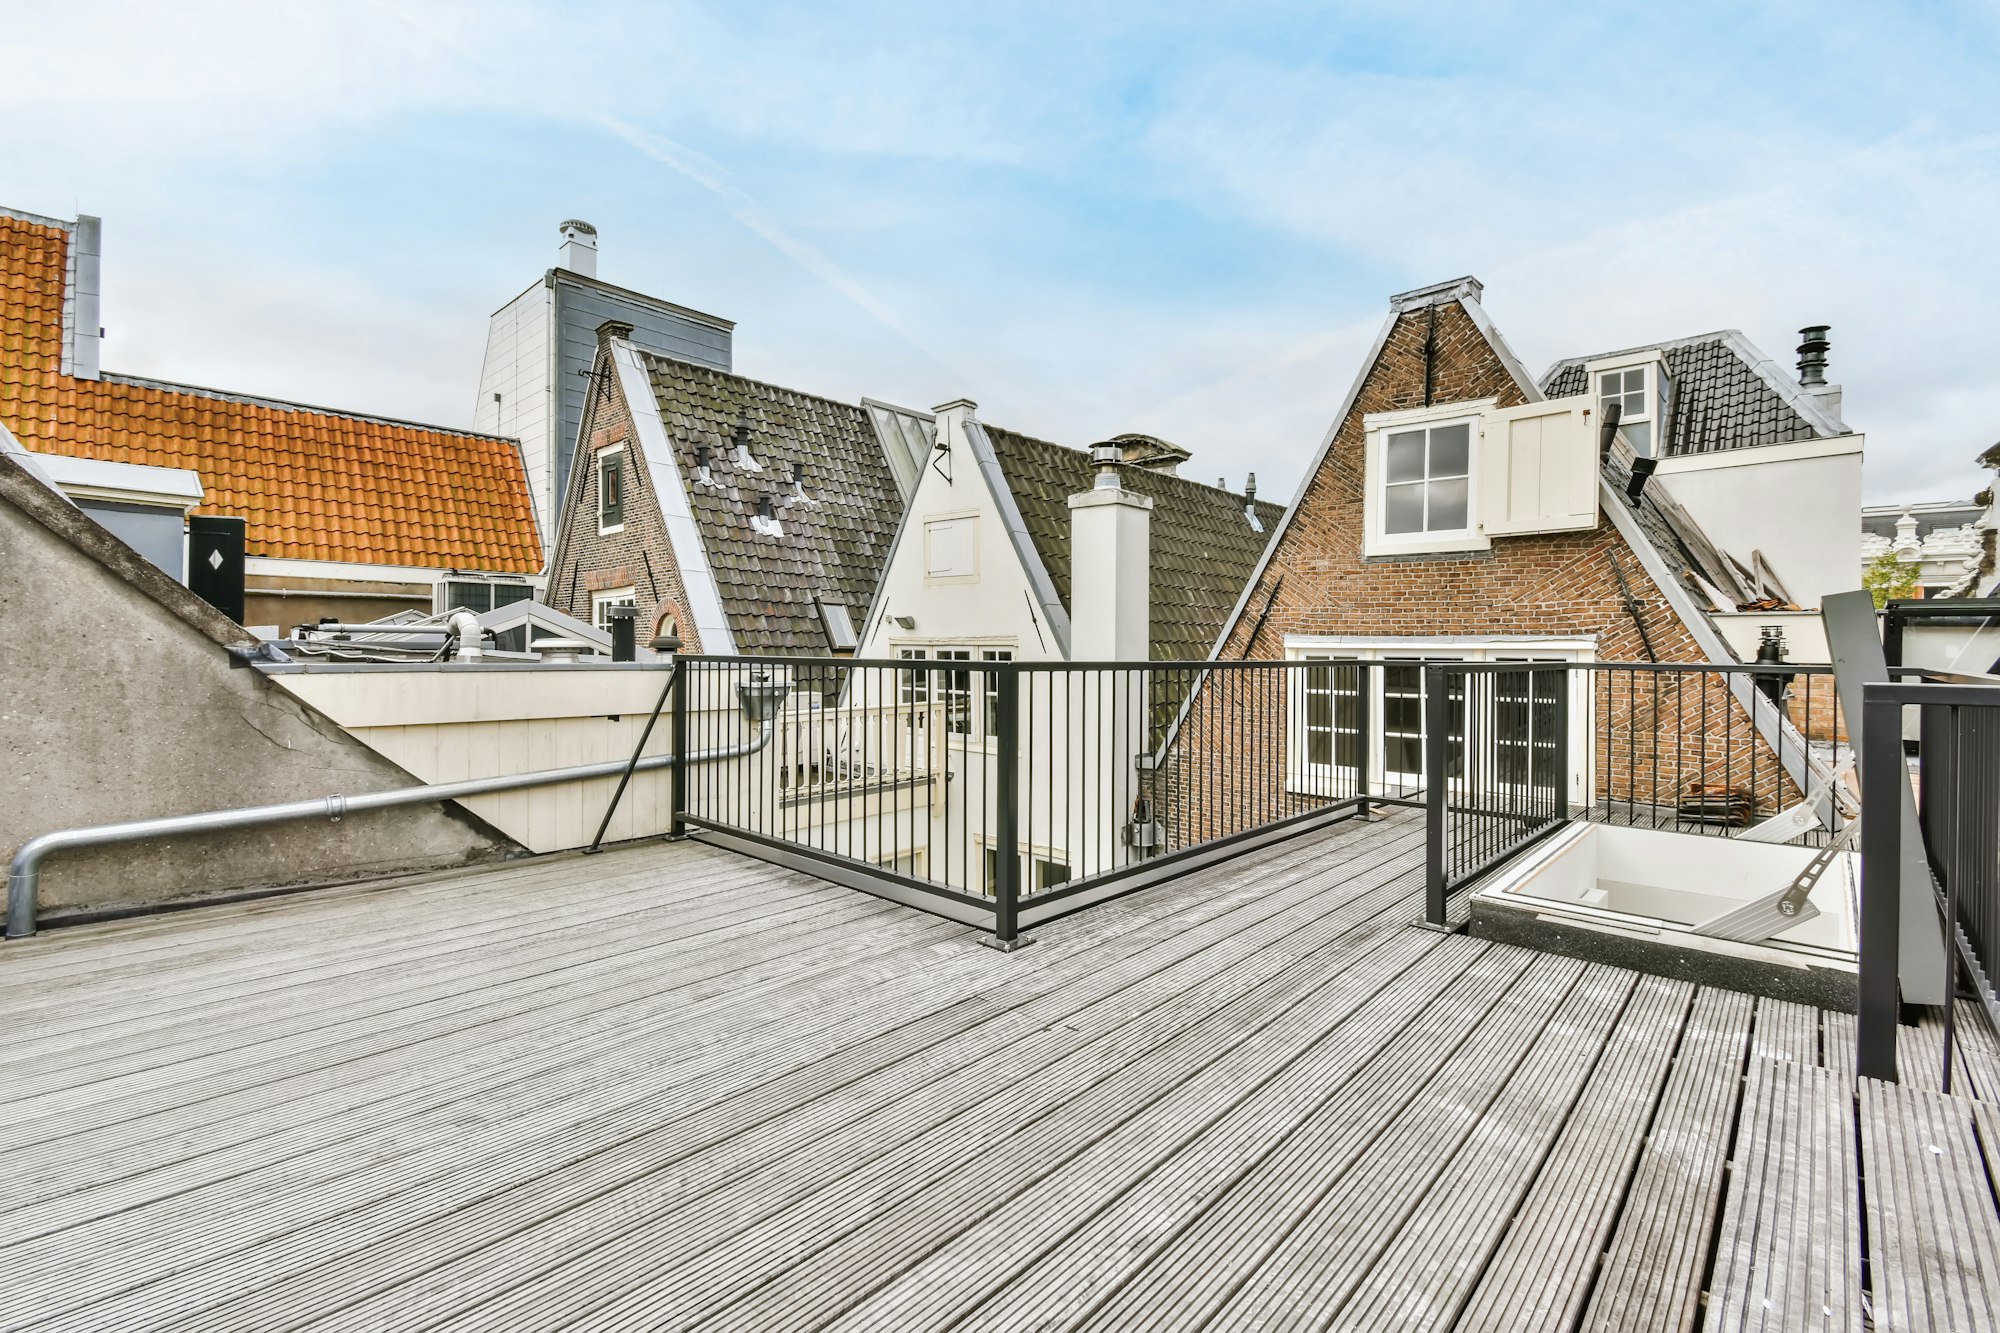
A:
3 1 1996 508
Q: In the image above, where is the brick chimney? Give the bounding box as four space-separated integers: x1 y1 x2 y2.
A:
1067 445 1152 660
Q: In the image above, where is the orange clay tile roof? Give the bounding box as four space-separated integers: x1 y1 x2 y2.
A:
0 212 541 572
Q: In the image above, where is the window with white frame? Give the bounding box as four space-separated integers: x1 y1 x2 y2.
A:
893 642 1014 738
596 446 626 533
1596 366 1653 457
590 587 636 633
1382 420 1472 537
1287 639 1589 801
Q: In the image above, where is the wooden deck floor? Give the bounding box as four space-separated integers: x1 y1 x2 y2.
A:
4 810 1998 1331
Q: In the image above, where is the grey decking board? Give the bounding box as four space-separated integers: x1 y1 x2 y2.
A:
1860 1078 2000 1331
1187 956 1595 1333
1704 1056 1861 1332
1 855 846 1088
1333 966 1652 1333
831 939 1521 1333
4 807 1911 1333
36 824 1428 1330
312 830 1439 1333
1452 974 1693 1333
50 824 1424 1320
1582 987 1756 1333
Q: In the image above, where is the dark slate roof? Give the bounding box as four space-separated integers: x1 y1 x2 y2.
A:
641 353 903 656
1542 332 1839 457
982 424 1283 662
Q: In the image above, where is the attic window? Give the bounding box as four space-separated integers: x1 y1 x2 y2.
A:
597 446 626 533
816 599 858 652
1597 366 1654 457
1383 422 1471 536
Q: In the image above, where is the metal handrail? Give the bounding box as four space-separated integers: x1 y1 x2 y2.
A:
4 718 778 940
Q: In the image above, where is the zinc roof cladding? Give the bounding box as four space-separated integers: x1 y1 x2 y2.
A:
640 351 904 656
981 424 1284 662
0 212 541 572
1541 332 1833 457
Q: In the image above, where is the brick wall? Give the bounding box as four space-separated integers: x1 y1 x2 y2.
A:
1154 296 1808 845
543 352 702 651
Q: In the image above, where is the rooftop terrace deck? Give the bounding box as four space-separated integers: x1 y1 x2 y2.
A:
4 811 1999 1331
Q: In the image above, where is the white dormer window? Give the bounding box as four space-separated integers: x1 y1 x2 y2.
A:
1383 421 1472 537
1596 364 1654 457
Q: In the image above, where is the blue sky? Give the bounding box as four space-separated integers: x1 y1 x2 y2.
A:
4 1 1996 506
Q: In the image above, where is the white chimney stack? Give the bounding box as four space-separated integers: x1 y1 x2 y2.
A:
1067 445 1152 660
559 219 598 278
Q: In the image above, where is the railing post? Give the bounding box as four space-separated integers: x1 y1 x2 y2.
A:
985 665 1029 951
1857 686 1902 1084
1354 661 1372 820
1551 664 1571 824
1424 664 1448 928
668 656 691 840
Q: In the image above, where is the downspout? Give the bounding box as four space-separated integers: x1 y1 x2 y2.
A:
6 709 781 940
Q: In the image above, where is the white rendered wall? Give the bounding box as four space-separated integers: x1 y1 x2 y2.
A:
1653 438 1863 608
857 417 1062 664
474 283 555 538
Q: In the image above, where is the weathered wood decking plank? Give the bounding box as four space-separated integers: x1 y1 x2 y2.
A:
1451 975 1693 1333
79 836 1432 1331
1860 1078 2000 1331
5 806 1919 1333
1176 958 1595 1333
833 940 1523 1333
402 835 1443 1333
23 816 1424 1320
1580 987 1756 1333
1703 1056 1861 1332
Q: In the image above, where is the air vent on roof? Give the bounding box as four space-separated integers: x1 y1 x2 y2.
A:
1244 473 1263 532
694 444 715 486
731 419 761 471
751 494 784 538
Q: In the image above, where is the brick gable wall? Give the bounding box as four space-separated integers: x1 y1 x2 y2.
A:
543 356 703 651
1152 297 1816 847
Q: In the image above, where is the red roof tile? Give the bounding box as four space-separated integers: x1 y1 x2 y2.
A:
0 214 540 572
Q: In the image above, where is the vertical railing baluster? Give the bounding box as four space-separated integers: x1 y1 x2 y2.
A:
1424 664 1448 928
1858 685 1902 1085
988 666 1025 950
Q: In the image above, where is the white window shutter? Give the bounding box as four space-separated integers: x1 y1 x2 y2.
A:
1477 395 1599 536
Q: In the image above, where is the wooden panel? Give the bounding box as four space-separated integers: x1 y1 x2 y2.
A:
1704 1056 1862 1332
1860 1078 2000 1332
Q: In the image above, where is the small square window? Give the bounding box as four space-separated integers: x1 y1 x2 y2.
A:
1597 367 1653 456
1382 421 1473 536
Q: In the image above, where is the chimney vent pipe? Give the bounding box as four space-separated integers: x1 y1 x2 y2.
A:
1797 325 1830 387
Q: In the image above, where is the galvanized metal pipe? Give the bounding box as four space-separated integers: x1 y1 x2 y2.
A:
4 721 776 940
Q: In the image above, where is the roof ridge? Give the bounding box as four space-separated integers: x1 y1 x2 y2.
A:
632 348 872 422
983 421 1271 507
0 205 76 233
96 372 521 443
1541 329 1745 376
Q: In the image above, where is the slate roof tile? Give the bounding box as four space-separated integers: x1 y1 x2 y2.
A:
1542 332 1829 457
637 352 903 657
982 424 1283 662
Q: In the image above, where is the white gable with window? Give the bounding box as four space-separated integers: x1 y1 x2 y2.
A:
1362 394 1599 556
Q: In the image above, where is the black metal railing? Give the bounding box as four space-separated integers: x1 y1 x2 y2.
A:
1857 677 2000 1087
1421 661 1844 927
658 655 1388 948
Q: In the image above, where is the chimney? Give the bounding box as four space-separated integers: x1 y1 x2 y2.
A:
559 219 598 278
1796 324 1844 423
67 215 102 380
1067 444 1153 660
930 398 978 486
1243 472 1264 532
